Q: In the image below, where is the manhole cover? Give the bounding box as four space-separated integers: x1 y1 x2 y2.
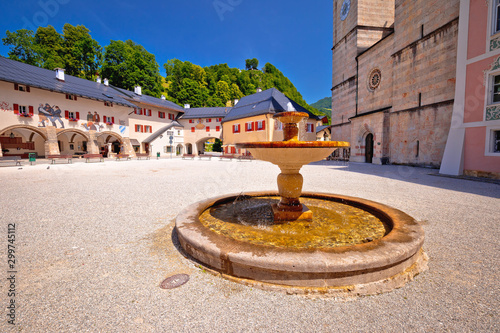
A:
160 274 190 289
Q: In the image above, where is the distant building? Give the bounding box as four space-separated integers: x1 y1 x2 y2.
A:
178 106 228 155
440 0 500 179
0 56 184 158
222 88 319 155
331 0 459 166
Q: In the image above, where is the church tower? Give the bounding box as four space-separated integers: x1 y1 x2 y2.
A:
331 0 395 138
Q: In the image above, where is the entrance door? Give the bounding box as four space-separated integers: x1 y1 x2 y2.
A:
365 133 374 163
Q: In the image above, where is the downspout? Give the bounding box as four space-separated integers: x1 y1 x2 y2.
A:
355 57 359 116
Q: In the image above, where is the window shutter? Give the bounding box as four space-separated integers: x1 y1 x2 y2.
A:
262 121 266 130
140 108 143 115
149 126 152 133
141 125 144 132
206 126 210 132
65 110 69 119
66 94 69 99
29 106 34 116
14 83 18 91
103 115 106 123
233 125 236 133
13 104 19 114
74 96 77 101
254 121 258 130
191 127 195 132
112 117 115 124
76 112 80 120
216 126 220 132
135 125 138 132
26 86 30 93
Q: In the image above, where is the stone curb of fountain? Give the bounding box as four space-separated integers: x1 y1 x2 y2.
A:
175 191 428 294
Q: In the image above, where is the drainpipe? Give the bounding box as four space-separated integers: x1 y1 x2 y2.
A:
355 57 359 117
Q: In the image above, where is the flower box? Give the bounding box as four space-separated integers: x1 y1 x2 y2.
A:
19 114 32 118
69 118 78 122
106 122 114 126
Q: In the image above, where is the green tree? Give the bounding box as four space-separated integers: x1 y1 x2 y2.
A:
101 40 162 97
2 29 40 66
245 58 259 70
61 24 102 80
35 26 64 70
214 80 231 106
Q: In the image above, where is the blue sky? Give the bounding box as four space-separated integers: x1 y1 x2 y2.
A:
0 0 333 104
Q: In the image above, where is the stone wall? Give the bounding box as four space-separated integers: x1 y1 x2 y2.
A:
388 102 453 167
394 0 460 50
392 19 459 112
331 77 357 125
358 34 394 114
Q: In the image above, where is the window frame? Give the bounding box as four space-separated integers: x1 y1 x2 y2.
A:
485 126 500 156
493 0 500 35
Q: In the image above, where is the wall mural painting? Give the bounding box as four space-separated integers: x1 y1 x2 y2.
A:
82 111 104 132
37 103 64 128
0 101 11 112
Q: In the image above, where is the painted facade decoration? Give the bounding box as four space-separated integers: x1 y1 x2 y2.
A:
38 103 64 128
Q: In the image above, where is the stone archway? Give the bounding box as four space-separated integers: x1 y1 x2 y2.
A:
56 129 90 156
0 125 49 157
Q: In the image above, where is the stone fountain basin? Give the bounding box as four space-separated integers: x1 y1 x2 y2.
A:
175 191 427 293
236 141 350 166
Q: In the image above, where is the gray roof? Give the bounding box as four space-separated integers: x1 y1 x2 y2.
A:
0 56 136 108
113 87 184 113
316 125 330 134
180 107 231 120
143 121 184 144
222 88 319 123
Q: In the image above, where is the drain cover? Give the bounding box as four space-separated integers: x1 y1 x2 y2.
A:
160 274 190 289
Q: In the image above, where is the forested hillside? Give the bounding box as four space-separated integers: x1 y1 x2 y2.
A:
310 96 332 123
3 25 323 113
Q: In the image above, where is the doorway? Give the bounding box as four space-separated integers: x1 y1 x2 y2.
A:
365 133 374 163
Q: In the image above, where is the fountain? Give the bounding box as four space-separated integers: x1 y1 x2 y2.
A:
175 111 427 295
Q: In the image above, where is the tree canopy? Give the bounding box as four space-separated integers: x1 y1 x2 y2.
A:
245 58 259 70
3 24 102 80
101 40 162 97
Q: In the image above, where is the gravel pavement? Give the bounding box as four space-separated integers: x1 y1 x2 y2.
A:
0 158 498 332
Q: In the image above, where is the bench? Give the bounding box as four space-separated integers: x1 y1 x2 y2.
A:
0 156 22 166
198 154 212 160
219 154 235 161
182 154 195 160
47 154 73 164
83 154 103 163
237 155 254 162
115 154 131 161
136 153 150 160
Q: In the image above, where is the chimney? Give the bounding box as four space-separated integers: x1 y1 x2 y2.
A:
161 95 166 100
55 68 65 81
134 86 142 95
233 99 239 106
184 104 190 109
104 78 109 86
96 76 101 84
256 87 262 93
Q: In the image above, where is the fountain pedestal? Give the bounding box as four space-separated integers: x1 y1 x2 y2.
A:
237 111 349 223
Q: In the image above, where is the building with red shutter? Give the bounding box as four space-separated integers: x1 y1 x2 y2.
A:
222 88 319 155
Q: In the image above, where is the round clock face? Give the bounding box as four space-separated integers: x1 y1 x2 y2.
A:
340 0 351 21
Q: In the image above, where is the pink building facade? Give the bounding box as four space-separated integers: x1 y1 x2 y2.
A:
441 0 500 179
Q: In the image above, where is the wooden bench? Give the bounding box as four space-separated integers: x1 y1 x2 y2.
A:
47 154 73 164
182 154 195 160
115 154 131 161
219 154 235 161
198 154 212 160
0 156 22 166
136 153 150 160
237 155 254 162
83 154 103 163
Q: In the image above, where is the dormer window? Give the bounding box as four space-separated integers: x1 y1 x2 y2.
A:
66 94 78 101
14 83 30 92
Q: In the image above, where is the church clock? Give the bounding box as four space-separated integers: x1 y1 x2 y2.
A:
340 0 351 21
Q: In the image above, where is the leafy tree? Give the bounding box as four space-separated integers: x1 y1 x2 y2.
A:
245 58 259 70
2 29 40 65
101 40 162 97
212 138 223 152
61 24 102 80
214 80 231 106
35 26 64 70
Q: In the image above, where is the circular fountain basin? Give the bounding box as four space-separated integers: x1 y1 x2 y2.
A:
175 192 428 295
